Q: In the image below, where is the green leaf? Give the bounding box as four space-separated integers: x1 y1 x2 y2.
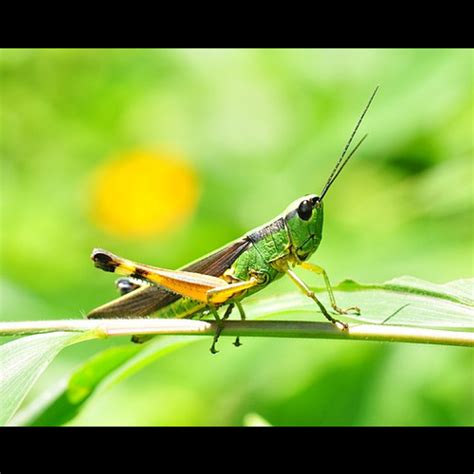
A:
0 330 98 426
12 337 196 426
243 412 272 427
245 276 474 329
67 345 142 404
6 276 473 426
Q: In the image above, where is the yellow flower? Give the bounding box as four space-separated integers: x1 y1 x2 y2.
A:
89 150 199 238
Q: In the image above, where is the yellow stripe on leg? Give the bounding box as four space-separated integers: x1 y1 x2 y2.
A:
91 248 231 303
207 278 259 305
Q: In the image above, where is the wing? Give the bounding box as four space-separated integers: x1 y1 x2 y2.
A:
87 237 251 319
87 285 178 319
183 238 251 274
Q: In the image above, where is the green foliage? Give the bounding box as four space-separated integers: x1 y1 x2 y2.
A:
0 330 98 425
2 276 472 426
243 412 272 426
249 276 474 328
9 338 194 426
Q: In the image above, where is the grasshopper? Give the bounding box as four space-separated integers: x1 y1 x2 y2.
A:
88 87 378 353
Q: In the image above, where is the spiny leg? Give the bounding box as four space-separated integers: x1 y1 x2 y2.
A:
93 249 260 352
222 303 235 321
207 277 259 305
221 303 240 347
210 301 246 350
209 305 224 354
92 248 246 304
233 301 246 347
299 262 360 315
205 278 259 354
209 303 239 354
286 268 348 331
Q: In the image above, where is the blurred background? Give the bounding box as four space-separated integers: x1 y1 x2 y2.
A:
0 48 472 425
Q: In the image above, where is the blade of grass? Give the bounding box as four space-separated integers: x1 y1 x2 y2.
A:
10 337 197 426
0 330 100 425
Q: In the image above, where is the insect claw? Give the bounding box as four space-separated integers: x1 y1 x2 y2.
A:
332 304 361 316
233 337 242 347
335 320 349 331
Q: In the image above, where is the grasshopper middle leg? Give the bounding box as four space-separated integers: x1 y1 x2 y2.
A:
206 280 258 354
233 301 246 347
208 301 247 353
209 303 238 354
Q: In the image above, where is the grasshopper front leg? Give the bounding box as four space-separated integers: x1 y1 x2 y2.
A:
286 268 348 331
298 262 360 315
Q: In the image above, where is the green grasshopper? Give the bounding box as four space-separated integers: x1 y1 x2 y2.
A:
88 87 378 353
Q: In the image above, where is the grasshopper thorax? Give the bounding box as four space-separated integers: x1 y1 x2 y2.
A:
284 194 324 262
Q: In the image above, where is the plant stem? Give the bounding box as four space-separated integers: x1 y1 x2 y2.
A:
0 319 472 347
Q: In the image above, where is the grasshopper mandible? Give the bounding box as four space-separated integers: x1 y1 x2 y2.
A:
88 87 378 353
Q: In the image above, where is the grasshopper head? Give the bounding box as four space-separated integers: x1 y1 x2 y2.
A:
284 194 324 262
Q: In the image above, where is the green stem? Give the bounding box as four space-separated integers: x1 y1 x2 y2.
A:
0 319 472 347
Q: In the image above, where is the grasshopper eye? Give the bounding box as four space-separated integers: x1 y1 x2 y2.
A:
297 199 313 221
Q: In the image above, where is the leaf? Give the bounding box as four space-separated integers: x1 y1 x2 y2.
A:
243 413 272 427
11 337 196 426
6 276 473 425
68 345 142 404
245 276 474 329
0 330 99 426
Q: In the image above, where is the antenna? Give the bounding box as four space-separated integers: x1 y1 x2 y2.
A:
319 86 378 201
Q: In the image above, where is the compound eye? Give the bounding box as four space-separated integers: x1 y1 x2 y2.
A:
297 199 313 221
